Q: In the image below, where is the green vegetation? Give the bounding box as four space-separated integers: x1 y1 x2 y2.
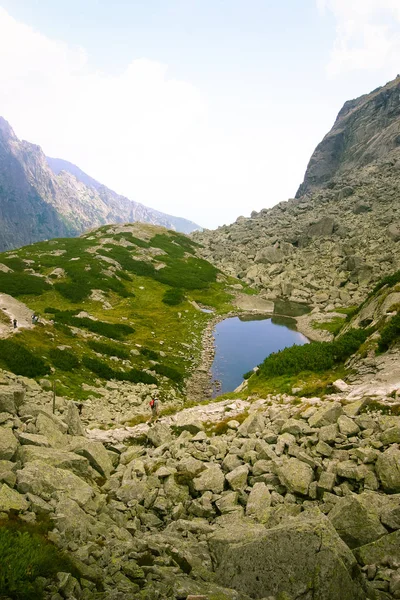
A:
82 356 158 385
88 340 130 359
162 288 185 306
0 272 51 296
49 310 135 340
0 340 50 377
140 347 159 360
0 518 78 600
153 363 184 384
378 313 400 352
49 348 80 371
256 328 369 379
313 317 345 336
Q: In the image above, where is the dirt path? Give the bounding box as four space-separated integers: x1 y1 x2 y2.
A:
0 293 34 337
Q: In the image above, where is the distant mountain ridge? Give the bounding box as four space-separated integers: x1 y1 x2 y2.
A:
0 117 201 251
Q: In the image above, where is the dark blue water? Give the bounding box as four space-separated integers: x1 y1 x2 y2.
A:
211 315 308 396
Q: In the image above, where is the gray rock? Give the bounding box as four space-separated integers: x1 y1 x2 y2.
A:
17 460 94 507
246 482 271 523
226 465 249 491
238 412 265 436
210 510 365 600
376 448 400 492
0 483 29 512
65 401 85 436
68 437 113 478
277 458 314 496
146 422 173 447
193 464 225 494
18 432 51 447
328 494 387 548
354 530 400 566
309 404 343 428
18 445 92 480
337 415 360 437
0 428 18 460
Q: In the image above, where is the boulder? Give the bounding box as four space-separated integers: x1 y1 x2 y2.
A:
0 388 24 415
388 222 400 242
255 247 284 264
146 422 173 447
225 465 249 491
177 456 205 481
376 448 400 492
238 413 265 436
328 494 387 548
210 510 365 600
381 426 400 445
0 428 18 460
354 530 400 566
18 446 92 480
337 415 360 437
309 403 343 428
65 401 85 436
35 413 66 448
0 483 29 512
277 458 314 495
245 482 271 523
68 437 113 478
18 433 50 447
17 460 94 507
193 465 225 494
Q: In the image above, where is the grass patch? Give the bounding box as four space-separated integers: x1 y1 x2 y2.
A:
313 317 345 336
82 356 158 385
162 288 185 306
51 310 135 340
140 347 159 360
153 363 184 384
49 348 80 371
0 272 51 296
378 312 400 352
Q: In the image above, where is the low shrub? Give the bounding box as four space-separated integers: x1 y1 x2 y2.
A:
0 340 50 377
0 519 77 600
162 288 185 305
378 313 400 352
83 356 158 384
155 257 218 290
53 311 135 340
49 348 80 371
88 340 129 359
140 347 159 360
258 328 369 378
153 363 184 384
0 272 51 296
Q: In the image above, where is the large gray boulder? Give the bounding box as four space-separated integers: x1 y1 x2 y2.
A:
245 482 271 523
210 510 365 600
0 428 18 460
0 388 24 414
328 494 387 548
65 401 85 436
193 465 225 494
354 530 400 566
309 403 343 428
277 457 314 495
376 448 400 492
17 460 94 507
18 446 92 480
255 246 284 264
68 437 113 478
0 483 29 512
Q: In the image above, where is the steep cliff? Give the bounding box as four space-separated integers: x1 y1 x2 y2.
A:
0 118 200 251
193 76 400 309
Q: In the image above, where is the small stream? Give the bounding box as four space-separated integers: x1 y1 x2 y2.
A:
211 314 309 396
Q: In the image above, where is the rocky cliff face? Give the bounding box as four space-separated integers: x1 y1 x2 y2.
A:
193 76 400 309
0 118 200 251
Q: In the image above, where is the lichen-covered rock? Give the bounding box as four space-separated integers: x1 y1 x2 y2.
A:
354 530 400 566
210 510 365 600
337 415 360 437
245 482 271 523
376 448 400 492
68 437 113 478
0 483 29 512
225 464 249 491
193 464 225 494
0 428 18 460
328 494 387 548
65 401 85 436
277 457 314 495
309 403 343 428
18 445 92 480
238 412 265 436
16 460 94 507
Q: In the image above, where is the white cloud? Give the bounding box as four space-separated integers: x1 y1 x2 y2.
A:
0 7 328 229
318 0 400 77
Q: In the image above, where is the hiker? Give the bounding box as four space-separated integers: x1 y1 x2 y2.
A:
149 395 159 422
13 318 17 329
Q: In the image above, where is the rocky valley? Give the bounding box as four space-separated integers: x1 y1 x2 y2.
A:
0 76 400 600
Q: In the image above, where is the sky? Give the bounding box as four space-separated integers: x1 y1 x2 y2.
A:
0 1 399 229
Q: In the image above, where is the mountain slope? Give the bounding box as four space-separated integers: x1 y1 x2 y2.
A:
0 117 200 251
0 222 244 405
193 76 400 310
46 156 201 235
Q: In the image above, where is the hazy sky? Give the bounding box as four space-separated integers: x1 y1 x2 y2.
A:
0 1 399 228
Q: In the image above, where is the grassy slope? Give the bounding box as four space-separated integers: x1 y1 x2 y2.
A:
0 223 245 399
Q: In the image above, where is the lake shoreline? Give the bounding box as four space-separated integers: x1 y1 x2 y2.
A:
186 309 315 403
